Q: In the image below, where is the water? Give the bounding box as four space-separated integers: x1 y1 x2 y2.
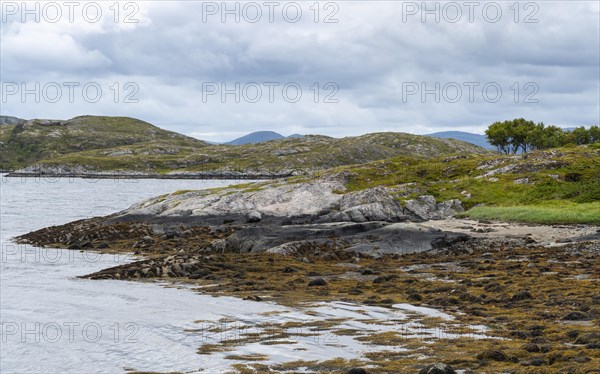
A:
0 175 491 373
0 175 283 374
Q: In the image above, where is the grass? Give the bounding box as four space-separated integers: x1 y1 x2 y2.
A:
461 201 600 224
4 116 491 173
171 189 195 195
0 116 207 170
335 145 600 224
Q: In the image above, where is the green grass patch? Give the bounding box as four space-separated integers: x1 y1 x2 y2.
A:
171 189 195 195
461 201 600 224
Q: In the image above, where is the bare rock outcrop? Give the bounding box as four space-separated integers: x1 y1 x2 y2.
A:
404 195 464 221
115 176 463 225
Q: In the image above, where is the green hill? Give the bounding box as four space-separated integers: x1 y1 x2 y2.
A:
331 143 600 223
1 115 491 174
0 116 208 170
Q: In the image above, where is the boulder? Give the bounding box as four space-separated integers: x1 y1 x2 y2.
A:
319 186 408 223
563 311 590 321
347 369 368 374
511 291 533 302
247 211 262 223
419 363 456 374
141 235 154 243
476 349 507 361
308 278 327 287
404 195 463 221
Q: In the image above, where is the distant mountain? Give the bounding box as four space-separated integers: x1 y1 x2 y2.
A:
226 131 304 145
426 131 494 150
0 115 26 126
227 131 284 145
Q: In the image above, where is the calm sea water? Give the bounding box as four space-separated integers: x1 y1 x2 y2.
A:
0 175 283 374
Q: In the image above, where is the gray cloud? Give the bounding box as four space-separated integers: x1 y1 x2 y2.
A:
1 1 598 141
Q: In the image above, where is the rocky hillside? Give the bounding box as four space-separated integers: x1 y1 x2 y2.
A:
337 144 600 224
0 115 26 126
4 116 490 174
0 116 208 170
112 144 600 225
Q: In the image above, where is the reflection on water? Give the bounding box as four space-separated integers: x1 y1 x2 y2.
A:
0 175 273 374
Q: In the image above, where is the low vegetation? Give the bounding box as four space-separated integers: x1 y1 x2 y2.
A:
331 144 600 224
0 115 490 173
0 116 207 170
462 202 600 224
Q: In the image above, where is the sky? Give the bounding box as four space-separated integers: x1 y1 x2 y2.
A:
1 1 599 142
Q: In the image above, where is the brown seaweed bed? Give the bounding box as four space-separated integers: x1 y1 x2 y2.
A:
17 218 600 373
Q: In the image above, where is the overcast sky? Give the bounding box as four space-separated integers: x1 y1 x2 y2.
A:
1 1 598 141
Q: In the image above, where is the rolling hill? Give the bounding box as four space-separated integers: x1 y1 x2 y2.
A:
2 115 492 175
0 115 26 126
0 116 208 170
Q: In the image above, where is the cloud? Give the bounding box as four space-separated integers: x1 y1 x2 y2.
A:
1 1 598 142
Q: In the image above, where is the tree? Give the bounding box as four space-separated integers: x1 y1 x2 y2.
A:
486 120 599 153
511 118 537 153
571 126 592 145
529 124 564 150
588 125 600 143
485 121 511 154
485 118 536 154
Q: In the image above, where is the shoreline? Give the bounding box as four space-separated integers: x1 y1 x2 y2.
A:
4 172 292 180
15 215 600 373
10 165 600 373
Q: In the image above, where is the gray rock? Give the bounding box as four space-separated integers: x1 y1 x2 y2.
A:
563 311 590 321
347 369 368 374
247 211 262 223
419 363 456 374
404 195 463 221
431 233 470 249
113 176 462 224
0 115 26 126
214 220 461 256
308 278 327 287
319 186 408 223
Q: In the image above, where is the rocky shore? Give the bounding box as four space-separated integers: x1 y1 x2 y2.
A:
18 173 470 261
14 175 600 373
6 169 292 180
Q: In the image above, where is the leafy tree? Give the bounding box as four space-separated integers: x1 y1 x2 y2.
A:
485 118 536 154
486 119 600 153
485 121 511 154
529 124 564 150
588 125 600 143
511 118 537 153
571 126 592 145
